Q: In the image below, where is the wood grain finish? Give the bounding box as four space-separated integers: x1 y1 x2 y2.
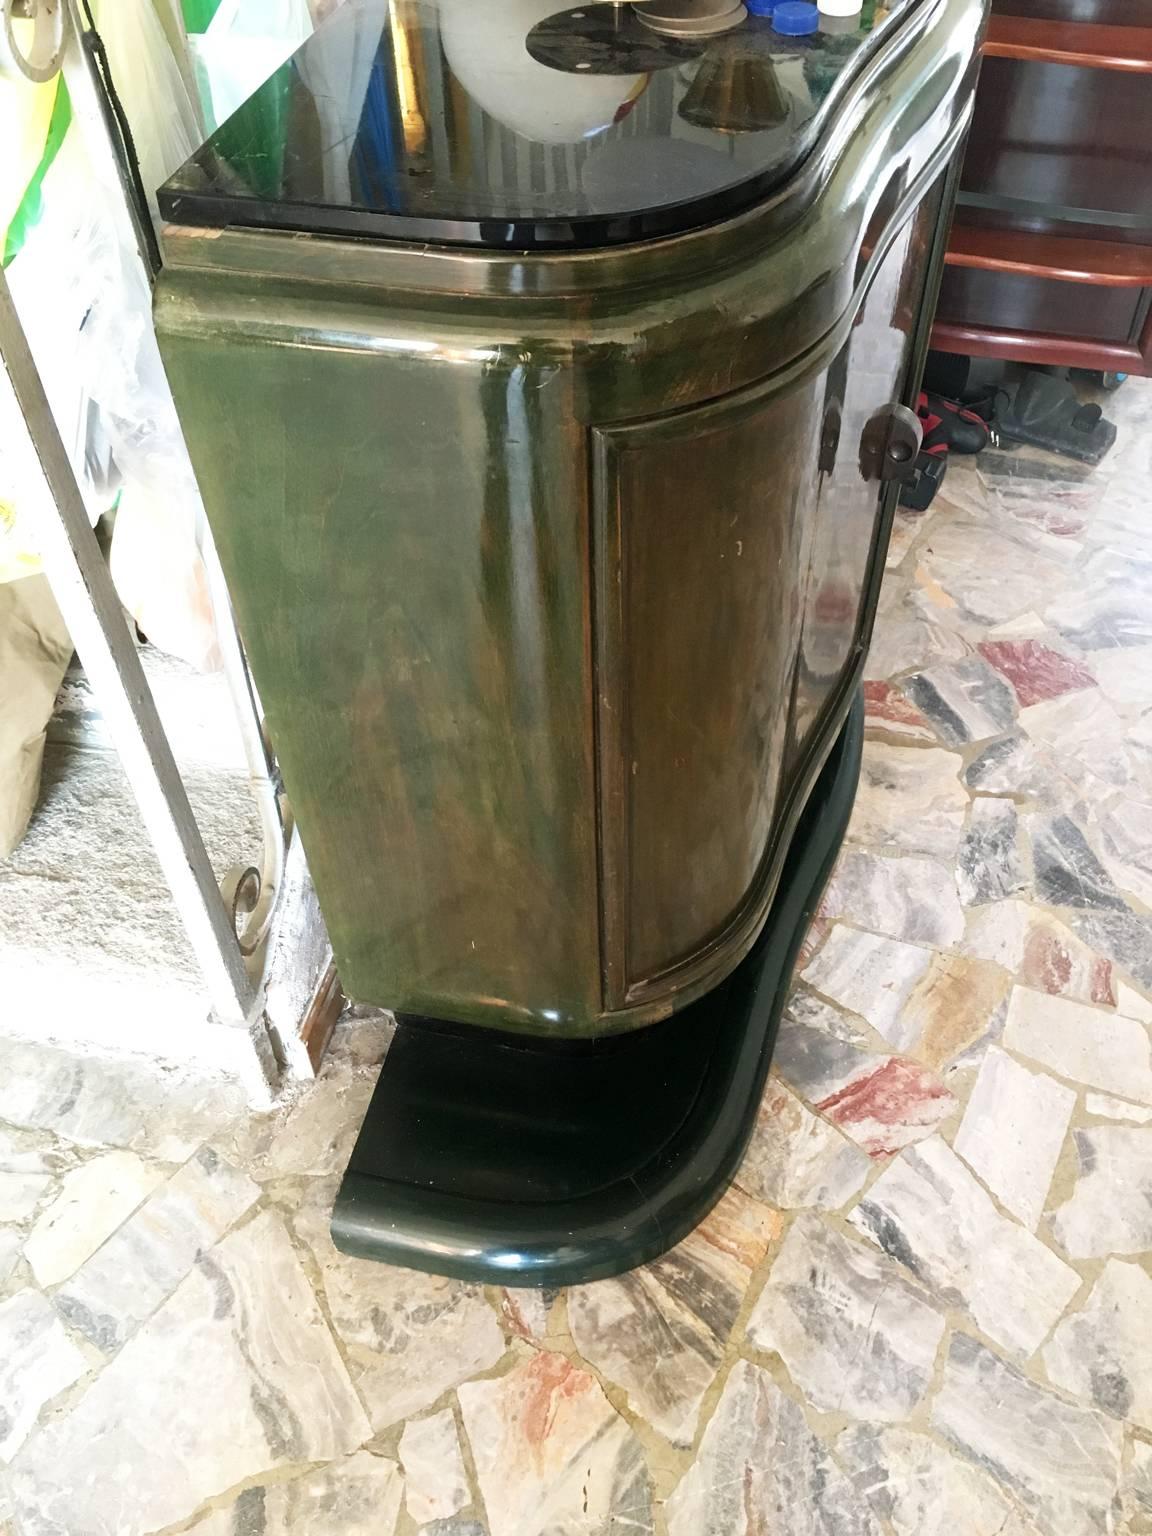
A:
939 0 1152 373
1000 0 1149 21
157 0 980 1036
594 378 819 1001
984 15 1152 70
945 227 1152 286
930 317 1149 374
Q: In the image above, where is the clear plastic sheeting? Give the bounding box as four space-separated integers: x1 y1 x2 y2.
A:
189 0 314 131
0 573 72 857
92 0 204 224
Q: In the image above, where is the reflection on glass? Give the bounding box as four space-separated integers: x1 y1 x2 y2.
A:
160 0 914 247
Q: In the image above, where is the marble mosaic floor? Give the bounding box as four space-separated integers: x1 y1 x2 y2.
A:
2 381 1152 1535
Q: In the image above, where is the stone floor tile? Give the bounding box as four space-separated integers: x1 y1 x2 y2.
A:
904 657 1017 746
1003 987 1152 1103
1029 813 1128 912
54 1147 260 1351
959 898 1034 969
813 1056 956 1158
953 1047 1076 1229
1072 911 1152 992
1022 690 1136 795
1118 1439 1152 1536
956 797 1027 906
568 1185 779 1446
400 1409 470 1523
837 1424 1040 1536
0 1229 21 1288
220 1063 375 1181
747 1215 944 1421
978 638 1096 708
848 743 968 860
1046 583 1152 653
899 952 1012 1069
664 1359 881 1536
850 1136 1080 1356
1050 1125 1152 1258
22 1151 162 1288
801 927 934 1048
820 849 965 948
7 1212 370 1536
932 1333 1122 1536
735 1078 870 1210
0 1174 52 1225
0 1129 68 1178
963 731 1053 798
497 1288 554 1343
1098 800 1152 909
773 989 873 1099
1020 913 1116 1006
959 900 1115 1006
863 680 937 741
916 521 1071 630
1091 644 1152 716
0 1289 87 1463
862 606 970 681
186 1451 403 1536
1085 1093 1152 1124
458 1353 653 1536
1044 1260 1152 1430
292 1182 506 1431
0 1038 244 1160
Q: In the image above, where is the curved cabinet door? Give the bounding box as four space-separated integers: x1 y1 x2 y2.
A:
594 177 948 1014
788 179 948 757
593 372 825 1008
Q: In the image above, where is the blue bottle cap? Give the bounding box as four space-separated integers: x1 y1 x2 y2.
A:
772 0 819 32
745 0 780 13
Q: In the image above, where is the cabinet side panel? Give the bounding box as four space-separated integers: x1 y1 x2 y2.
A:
595 377 823 998
159 290 601 1031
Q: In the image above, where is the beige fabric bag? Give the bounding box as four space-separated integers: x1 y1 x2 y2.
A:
0 573 72 857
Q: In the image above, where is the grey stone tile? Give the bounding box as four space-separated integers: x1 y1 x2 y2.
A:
850 1137 1080 1356
746 1216 944 1421
0 1290 87 1462
932 1333 1122 1536
185 1451 403 1535
459 1353 652 1536
665 1360 881 1536
837 1424 1040 1536
292 1182 506 1431
1051 1125 1152 1258
8 1212 370 1536
1044 1260 1152 1429
568 1185 777 1446
54 1147 260 1351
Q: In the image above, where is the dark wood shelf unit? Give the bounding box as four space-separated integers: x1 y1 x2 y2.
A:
983 15 1152 70
932 5 1152 376
945 227 1152 287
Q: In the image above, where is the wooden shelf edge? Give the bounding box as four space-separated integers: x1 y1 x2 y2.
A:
930 318 1149 376
945 226 1152 288
984 16 1152 72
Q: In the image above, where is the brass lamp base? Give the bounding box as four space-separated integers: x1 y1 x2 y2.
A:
633 0 748 37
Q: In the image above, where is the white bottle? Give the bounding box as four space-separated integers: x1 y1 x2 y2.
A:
818 0 861 15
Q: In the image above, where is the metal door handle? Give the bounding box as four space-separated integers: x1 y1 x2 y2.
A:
859 403 923 484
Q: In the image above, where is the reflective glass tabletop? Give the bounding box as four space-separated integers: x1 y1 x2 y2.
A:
160 0 920 249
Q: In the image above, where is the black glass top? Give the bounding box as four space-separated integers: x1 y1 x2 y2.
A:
160 0 919 251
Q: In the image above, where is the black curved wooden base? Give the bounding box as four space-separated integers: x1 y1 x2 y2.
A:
330 690 864 1286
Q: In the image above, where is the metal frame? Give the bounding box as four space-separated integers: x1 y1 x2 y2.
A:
0 267 259 1030
1 3 296 1063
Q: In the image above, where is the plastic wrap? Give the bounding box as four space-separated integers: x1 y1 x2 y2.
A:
92 0 204 224
189 0 313 130
0 573 73 857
